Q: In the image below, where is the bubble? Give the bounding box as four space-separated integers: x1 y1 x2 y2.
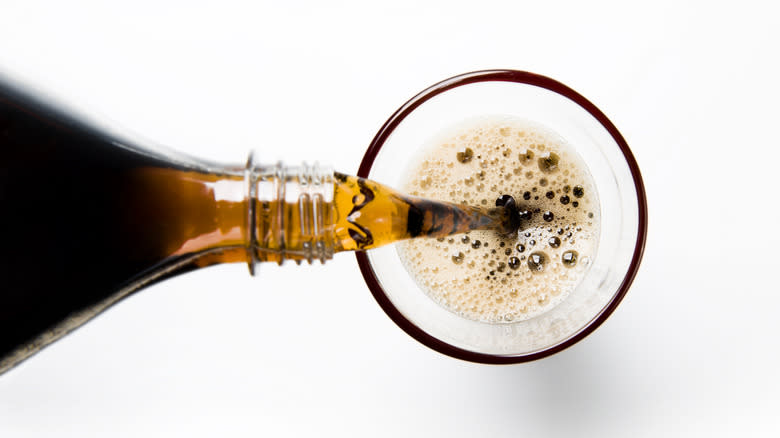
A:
540 178 548 187
518 210 532 221
527 252 547 272
523 191 531 200
461 235 470 244
548 237 561 248
508 257 521 270
572 185 584 198
518 149 535 165
545 190 555 199
538 152 560 173
515 243 526 253
560 195 570 205
562 250 578 267
504 248 512 256
471 240 481 249
572 201 579 208
452 252 465 264
456 148 474 163
543 211 555 222
352 193 366 205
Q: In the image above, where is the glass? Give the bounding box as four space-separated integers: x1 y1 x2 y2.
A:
356 70 648 363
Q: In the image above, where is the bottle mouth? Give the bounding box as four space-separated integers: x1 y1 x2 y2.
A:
355 70 648 364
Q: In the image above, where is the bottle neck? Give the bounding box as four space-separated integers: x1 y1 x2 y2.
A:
244 154 337 273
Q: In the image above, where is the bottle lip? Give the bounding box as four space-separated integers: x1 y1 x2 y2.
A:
354 69 648 364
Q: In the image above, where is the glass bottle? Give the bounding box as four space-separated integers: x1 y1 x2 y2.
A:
0 79 517 374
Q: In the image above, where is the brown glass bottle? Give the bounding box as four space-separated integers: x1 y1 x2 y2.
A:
0 79 517 374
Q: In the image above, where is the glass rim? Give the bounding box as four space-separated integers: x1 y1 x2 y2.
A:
355 69 648 364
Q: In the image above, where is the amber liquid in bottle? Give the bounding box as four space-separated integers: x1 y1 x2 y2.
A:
0 80 515 374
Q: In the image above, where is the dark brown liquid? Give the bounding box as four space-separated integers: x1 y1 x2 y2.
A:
0 82 248 369
329 172 516 253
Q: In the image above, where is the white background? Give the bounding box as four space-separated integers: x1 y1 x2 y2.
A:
1 1 779 436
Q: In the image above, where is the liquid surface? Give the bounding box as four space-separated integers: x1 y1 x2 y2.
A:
397 116 600 323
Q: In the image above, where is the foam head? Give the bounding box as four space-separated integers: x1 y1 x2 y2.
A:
397 116 600 323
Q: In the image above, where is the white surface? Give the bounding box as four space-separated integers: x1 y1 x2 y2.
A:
1 1 778 436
